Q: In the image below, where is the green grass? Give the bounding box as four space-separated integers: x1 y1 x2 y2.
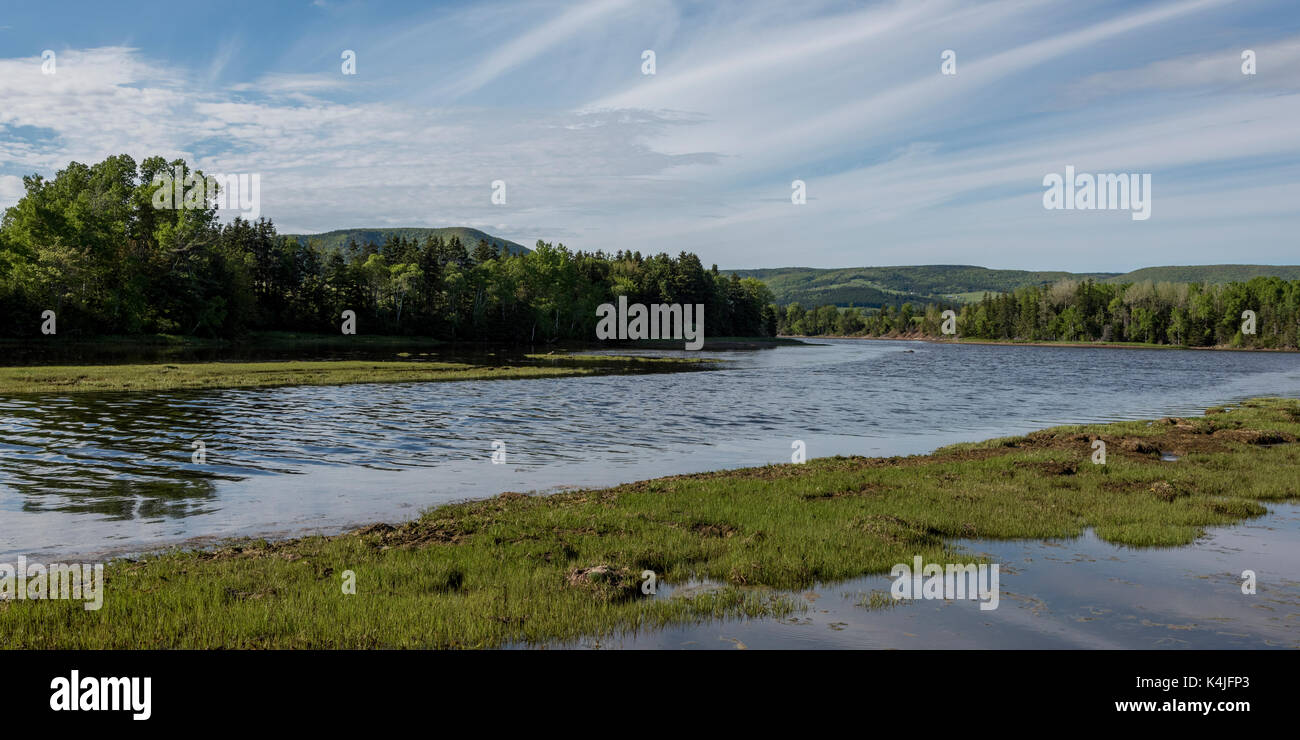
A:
0 331 449 349
0 355 714 394
3 397 1298 648
946 290 1000 303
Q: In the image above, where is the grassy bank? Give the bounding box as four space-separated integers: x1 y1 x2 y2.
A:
949 337 1300 352
618 336 809 350
0 331 448 351
3 398 1298 648
784 334 1298 352
3 331 805 352
0 354 713 394
0 332 804 364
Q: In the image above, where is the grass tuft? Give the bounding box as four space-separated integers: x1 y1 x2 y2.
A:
3 397 1298 648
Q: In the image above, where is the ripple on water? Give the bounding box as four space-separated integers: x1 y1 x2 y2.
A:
1 339 1299 561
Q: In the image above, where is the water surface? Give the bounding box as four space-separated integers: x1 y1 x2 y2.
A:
562 502 1300 649
1 339 1298 566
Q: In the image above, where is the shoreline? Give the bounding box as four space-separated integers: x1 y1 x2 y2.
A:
3 397 1297 648
0 355 716 394
781 334 1300 352
0 331 804 353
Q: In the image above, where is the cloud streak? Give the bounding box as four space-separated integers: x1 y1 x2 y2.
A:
0 0 1296 271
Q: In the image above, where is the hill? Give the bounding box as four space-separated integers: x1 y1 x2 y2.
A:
727 265 1117 308
283 227 530 255
1102 265 1300 284
730 264 1300 307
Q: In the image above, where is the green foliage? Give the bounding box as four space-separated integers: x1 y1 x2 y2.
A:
735 264 1300 309
282 227 529 256
731 265 1118 307
0 156 775 342
778 302 933 337
945 278 1300 348
781 277 1300 349
1105 265 1300 285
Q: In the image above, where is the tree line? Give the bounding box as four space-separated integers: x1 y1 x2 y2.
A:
778 277 1300 348
0 155 778 341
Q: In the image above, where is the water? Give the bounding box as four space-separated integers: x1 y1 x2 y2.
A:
2 339 1299 562
562 503 1300 649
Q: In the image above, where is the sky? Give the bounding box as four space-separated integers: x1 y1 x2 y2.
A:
0 0 1297 271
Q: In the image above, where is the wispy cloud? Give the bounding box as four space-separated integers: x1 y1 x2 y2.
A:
1066 36 1300 102
0 0 1296 271
436 0 639 100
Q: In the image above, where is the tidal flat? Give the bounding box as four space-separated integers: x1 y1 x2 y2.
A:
0 353 713 394
2 397 1297 649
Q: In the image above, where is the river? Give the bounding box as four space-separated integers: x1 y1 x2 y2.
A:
3 339 1299 561
2 339 1299 647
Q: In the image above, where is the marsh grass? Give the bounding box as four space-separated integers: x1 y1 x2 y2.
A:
853 590 903 610
3 398 1297 648
0 331 448 353
0 354 712 394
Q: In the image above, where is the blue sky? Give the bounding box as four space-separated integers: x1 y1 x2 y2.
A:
1 0 1297 271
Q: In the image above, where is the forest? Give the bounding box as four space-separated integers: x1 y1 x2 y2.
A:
6 155 1294 350
0 156 778 342
779 277 1300 349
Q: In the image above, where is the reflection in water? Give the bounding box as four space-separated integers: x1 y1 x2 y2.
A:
1 393 227 523
1 339 1298 562
553 503 1300 650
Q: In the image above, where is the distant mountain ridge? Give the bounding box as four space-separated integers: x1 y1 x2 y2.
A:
284 227 530 255
273 233 1300 310
727 264 1300 308
1100 265 1300 285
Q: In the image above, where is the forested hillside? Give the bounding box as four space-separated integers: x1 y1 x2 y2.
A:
729 265 1118 307
1101 265 1300 285
736 264 1300 308
284 228 529 256
0 156 775 341
780 278 1300 349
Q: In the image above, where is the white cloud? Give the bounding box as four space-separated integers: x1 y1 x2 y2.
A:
0 175 24 203
0 0 1296 270
436 0 639 100
1067 37 1300 102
